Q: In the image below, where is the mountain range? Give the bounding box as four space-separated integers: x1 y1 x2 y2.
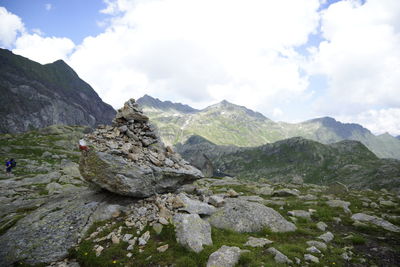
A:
137 95 400 159
175 135 400 192
0 49 115 134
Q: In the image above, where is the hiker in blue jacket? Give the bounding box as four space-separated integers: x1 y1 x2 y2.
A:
5 158 16 176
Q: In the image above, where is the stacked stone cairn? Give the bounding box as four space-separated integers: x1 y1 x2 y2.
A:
79 98 203 197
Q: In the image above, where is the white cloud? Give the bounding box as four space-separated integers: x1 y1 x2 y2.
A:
45 3 52 11
338 108 400 136
0 7 25 48
13 33 75 64
310 0 400 115
69 0 321 110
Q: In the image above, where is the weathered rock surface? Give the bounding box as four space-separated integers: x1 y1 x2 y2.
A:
267 247 293 264
209 199 296 233
0 189 125 266
327 199 351 214
306 240 327 251
178 193 216 215
80 99 203 197
244 236 273 247
351 213 400 232
173 213 212 253
207 245 242 267
318 231 334 242
0 48 116 134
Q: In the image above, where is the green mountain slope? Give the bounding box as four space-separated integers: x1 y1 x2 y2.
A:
176 135 400 192
0 48 116 133
137 95 400 159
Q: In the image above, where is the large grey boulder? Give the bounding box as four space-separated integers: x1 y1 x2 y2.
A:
209 199 296 233
80 99 203 197
207 246 243 267
351 213 400 232
173 213 212 253
0 189 124 266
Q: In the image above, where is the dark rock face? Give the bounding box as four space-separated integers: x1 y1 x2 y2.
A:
79 99 203 197
0 48 115 133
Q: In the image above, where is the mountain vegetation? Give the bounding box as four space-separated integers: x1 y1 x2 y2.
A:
176 135 400 193
137 95 400 159
0 48 115 134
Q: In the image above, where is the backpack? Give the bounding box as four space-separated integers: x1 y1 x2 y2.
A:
10 159 16 168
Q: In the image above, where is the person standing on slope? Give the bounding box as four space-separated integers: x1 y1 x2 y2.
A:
5 158 16 176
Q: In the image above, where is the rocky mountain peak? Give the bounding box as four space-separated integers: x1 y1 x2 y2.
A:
306 116 370 138
137 94 199 114
0 48 116 133
80 98 203 197
204 100 269 121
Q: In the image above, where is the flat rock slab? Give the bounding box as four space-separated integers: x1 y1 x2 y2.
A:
0 189 124 266
272 188 300 197
245 236 273 247
207 245 242 267
351 213 400 232
326 199 351 214
173 213 212 253
209 199 296 233
288 210 311 220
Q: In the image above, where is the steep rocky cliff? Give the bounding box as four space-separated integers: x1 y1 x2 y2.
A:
0 48 116 133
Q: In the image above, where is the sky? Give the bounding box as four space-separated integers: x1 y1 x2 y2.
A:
0 0 399 136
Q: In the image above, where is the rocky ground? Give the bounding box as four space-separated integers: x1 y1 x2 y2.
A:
0 123 399 266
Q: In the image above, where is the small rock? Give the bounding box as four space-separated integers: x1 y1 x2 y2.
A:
306 246 321 254
95 245 104 257
244 236 273 247
273 188 299 197
159 217 169 225
318 232 334 243
111 233 120 244
157 244 169 253
122 234 133 242
138 231 150 246
208 195 225 207
326 199 351 214
127 252 133 258
341 252 351 261
255 186 274 196
207 246 242 267
226 189 239 198
380 200 396 207
153 223 163 235
299 194 317 201
304 254 319 263
316 221 328 231
306 240 327 251
370 202 379 209
288 210 311 220
267 247 293 264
